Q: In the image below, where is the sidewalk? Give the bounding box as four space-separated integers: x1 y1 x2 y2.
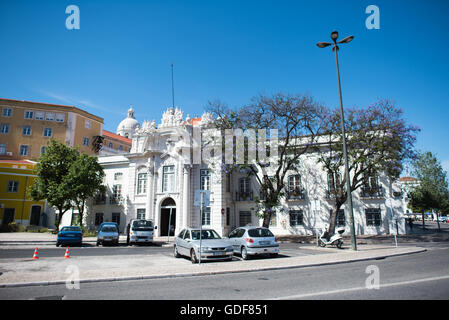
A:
0 242 426 288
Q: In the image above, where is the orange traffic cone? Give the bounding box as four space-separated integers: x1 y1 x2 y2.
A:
32 247 39 260
64 247 70 259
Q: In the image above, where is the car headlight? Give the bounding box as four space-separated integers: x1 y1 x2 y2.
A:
201 247 212 252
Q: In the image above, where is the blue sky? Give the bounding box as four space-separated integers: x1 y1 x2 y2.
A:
1 0 448 174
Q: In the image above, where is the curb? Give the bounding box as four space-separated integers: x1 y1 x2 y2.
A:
0 247 427 289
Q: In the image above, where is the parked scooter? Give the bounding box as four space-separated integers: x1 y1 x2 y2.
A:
318 227 344 249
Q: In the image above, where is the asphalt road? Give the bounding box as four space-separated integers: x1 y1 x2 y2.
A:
0 242 324 259
1 242 448 301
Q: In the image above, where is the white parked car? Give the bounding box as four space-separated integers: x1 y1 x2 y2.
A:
226 226 279 260
173 228 233 263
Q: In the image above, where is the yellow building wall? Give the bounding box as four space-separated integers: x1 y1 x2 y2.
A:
0 162 46 226
0 99 104 160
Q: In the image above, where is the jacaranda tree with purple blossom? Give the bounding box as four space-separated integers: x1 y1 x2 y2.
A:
207 93 327 228
317 99 419 236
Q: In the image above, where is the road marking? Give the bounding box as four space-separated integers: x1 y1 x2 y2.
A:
270 274 449 300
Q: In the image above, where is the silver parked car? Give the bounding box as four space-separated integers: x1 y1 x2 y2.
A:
227 226 279 260
97 224 120 246
173 228 233 263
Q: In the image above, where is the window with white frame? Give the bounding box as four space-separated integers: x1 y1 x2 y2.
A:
85 119 91 129
288 174 301 192
43 128 52 137
289 210 304 226
114 172 123 180
45 112 54 121
112 184 122 203
41 146 46 155
35 111 44 120
0 144 6 155
19 145 29 156
137 208 146 220
328 171 341 194
162 165 175 192
56 113 65 122
200 169 211 191
239 211 252 226
83 137 89 146
7 180 19 192
239 177 251 193
2 108 12 117
1 124 9 134
366 208 382 226
202 207 211 225
137 173 147 194
22 126 32 136
24 110 34 119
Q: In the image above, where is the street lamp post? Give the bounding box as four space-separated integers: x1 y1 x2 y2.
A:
317 31 357 251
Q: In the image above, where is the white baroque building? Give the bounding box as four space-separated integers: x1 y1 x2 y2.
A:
86 107 407 237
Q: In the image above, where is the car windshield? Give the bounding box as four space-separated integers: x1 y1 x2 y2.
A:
61 227 81 232
248 228 274 238
101 226 117 233
132 220 153 231
191 230 221 240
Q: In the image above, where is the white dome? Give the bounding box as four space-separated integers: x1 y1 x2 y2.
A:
116 107 140 138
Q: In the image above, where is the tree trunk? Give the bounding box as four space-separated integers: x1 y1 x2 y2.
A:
328 202 341 237
262 210 271 228
56 208 65 231
422 212 425 230
435 210 441 232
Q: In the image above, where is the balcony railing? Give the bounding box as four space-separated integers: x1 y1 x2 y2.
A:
109 196 124 205
236 191 253 201
94 195 106 205
286 188 306 201
360 186 384 199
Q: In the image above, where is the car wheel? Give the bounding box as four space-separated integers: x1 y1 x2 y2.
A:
173 245 181 258
241 247 249 260
190 249 198 264
56 242 60 247
96 241 100 246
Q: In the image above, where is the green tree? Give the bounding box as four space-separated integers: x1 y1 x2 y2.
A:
408 151 449 231
29 140 78 230
67 153 105 230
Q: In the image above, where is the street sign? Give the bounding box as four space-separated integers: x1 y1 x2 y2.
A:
194 190 210 207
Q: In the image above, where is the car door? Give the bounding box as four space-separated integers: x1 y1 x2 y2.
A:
228 228 241 252
179 230 191 255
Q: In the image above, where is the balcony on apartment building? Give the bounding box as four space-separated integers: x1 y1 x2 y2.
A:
236 191 254 201
285 188 306 201
359 185 384 199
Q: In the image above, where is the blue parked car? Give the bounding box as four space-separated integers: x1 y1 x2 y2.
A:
56 226 83 247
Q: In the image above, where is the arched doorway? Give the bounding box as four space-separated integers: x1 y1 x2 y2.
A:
160 198 176 236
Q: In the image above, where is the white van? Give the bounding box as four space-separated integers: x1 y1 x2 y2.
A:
126 219 156 245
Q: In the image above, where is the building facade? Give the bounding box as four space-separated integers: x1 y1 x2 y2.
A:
0 98 104 160
0 160 49 228
100 130 132 155
86 107 407 237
